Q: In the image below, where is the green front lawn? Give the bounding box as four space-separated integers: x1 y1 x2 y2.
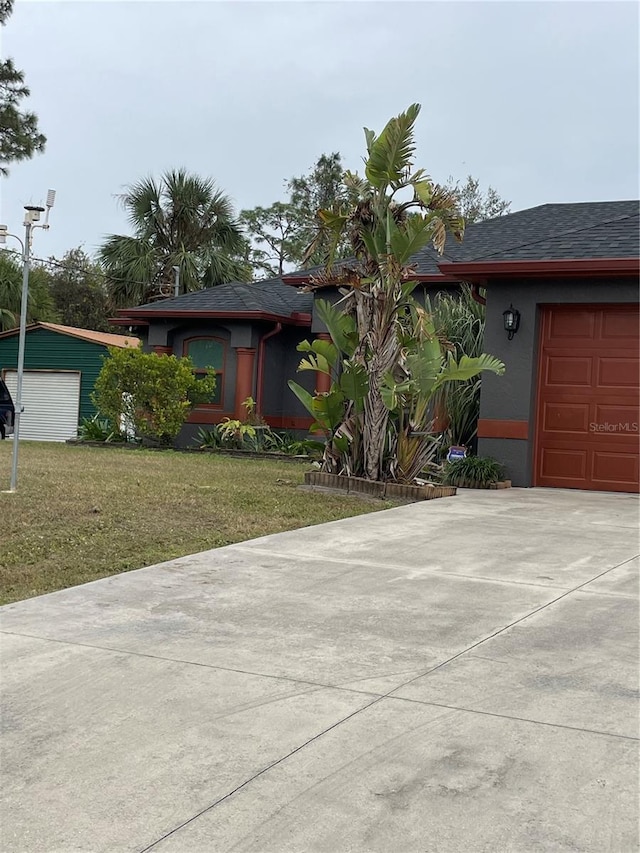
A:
0 443 386 605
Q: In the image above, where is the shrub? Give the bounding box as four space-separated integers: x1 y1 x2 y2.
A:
443 455 505 487
428 284 486 451
196 426 222 449
274 432 325 457
196 424 324 458
77 414 123 443
92 346 216 445
216 418 257 449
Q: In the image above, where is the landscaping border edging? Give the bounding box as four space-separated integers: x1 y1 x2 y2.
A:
454 480 512 490
304 472 457 501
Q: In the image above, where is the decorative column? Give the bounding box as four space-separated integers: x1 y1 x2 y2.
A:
152 345 172 356
315 333 332 394
234 347 256 420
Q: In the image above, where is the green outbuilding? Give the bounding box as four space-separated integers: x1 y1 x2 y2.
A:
0 322 139 441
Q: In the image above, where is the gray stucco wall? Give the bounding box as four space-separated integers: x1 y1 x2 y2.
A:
262 327 315 422
478 276 639 486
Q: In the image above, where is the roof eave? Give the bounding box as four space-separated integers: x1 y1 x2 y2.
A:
0 322 41 341
282 272 460 287
109 317 150 327
0 321 140 348
114 309 312 327
437 257 640 282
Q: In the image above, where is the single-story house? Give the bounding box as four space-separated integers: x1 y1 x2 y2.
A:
114 278 317 446
0 322 139 441
116 200 639 493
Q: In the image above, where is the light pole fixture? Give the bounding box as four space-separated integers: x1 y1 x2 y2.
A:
503 304 520 340
2 191 56 492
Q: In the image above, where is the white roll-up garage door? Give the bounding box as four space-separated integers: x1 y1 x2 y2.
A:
3 370 81 442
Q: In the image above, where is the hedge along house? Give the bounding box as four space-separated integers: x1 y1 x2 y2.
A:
114 278 316 446
0 323 140 441
285 200 640 494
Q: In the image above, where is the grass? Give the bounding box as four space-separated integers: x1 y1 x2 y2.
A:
0 442 388 605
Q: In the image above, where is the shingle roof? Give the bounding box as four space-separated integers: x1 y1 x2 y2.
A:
284 200 640 280
120 202 638 320
0 322 140 348
124 277 313 319
411 200 639 273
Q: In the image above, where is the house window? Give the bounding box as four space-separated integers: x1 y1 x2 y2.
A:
184 337 225 406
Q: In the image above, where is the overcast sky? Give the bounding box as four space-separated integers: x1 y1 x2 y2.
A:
1 0 638 260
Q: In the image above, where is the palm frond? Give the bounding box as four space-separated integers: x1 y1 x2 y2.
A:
365 103 421 188
99 235 158 306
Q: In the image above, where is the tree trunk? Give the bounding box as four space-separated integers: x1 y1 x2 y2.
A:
359 287 400 481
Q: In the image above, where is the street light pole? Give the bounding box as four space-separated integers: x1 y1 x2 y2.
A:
1 192 56 493
9 214 35 492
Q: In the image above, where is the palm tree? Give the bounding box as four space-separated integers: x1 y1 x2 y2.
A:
99 169 249 307
0 252 58 330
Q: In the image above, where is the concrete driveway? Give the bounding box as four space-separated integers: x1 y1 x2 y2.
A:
1 488 638 853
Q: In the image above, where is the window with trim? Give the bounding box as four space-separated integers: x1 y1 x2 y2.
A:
184 337 225 406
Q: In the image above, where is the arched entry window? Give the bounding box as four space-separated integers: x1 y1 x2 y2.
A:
184 337 225 406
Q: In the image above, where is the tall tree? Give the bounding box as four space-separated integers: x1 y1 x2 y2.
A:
0 0 46 175
48 248 113 331
238 202 299 279
0 251 58 330
99 169 249 307
287 152 352 264
446 174 511 223
240 152 353 277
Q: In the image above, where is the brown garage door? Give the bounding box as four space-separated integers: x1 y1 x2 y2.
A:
535 304 639 493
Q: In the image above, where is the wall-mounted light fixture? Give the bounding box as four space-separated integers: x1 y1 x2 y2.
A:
503 304 520 340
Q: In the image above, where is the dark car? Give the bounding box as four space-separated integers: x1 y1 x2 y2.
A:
0 378 15 440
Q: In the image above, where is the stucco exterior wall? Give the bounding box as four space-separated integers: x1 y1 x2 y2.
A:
261 327 315 425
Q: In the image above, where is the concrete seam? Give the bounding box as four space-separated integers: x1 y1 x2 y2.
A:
0 629 331 691
231 546 577 591
136 693 386 852
380 695 639 742
384 552 640 695
5 628 636 745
